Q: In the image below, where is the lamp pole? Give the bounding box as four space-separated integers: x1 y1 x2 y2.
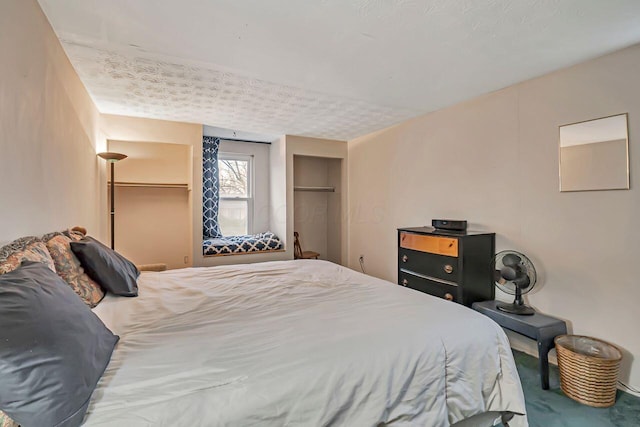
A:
109 160 115 249
97 152 127 249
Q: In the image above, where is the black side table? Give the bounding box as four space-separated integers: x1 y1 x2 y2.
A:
472 300 568 390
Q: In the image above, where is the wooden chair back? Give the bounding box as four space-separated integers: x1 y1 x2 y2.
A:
293 231 303 259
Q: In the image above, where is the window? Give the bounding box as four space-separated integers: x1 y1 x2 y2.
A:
218 153 253 236
202 136 268 240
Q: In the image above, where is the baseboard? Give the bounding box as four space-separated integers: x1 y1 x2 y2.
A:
504 329 559 365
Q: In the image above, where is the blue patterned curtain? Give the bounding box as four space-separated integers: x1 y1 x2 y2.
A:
203 136 222 238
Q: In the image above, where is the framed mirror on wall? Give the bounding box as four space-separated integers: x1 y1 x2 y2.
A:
559 113 630 192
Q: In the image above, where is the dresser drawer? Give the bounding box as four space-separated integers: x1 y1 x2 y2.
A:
399 232 458 257
399 270 460 302
398 248 459 283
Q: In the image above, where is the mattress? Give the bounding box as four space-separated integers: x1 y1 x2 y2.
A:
88 260 527 426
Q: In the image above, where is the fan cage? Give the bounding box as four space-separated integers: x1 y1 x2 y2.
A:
493 250 537 295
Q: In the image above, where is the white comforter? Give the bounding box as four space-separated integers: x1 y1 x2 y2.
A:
88 260 527 427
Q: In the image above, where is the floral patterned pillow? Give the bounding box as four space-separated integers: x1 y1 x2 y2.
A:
0 411 18 427
63 228 86 242
0 236 56 275
45 234 105 307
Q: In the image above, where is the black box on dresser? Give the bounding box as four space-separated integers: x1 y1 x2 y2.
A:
397 227 495 306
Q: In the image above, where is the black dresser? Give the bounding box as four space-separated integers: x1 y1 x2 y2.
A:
397 227 495 306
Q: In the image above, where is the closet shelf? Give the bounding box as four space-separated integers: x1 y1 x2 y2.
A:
108 181 190 189
294 186 335 192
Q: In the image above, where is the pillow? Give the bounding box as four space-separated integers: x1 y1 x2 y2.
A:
70 236 140 297
0 261 119 427
63 227 86 242
0 236 56 275
45 233 105 307
0 411 18 427
0 237 58 427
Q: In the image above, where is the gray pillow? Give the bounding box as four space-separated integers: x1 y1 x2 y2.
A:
70 236 140 297
0 261 119 427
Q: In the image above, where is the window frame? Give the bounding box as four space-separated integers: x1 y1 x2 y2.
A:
218 152 254 236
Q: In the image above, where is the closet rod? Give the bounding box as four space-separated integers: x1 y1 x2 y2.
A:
108 182 189 189
216 137 272 145
293 186 335 192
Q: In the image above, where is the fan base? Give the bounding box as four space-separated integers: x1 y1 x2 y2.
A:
496 302 535 316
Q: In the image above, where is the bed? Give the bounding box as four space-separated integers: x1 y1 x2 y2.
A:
86 259 527 426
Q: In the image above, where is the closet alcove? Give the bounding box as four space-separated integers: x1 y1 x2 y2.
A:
107 140 192 269
293 155 343 264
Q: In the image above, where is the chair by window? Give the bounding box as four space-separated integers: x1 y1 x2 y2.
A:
293 232 319 260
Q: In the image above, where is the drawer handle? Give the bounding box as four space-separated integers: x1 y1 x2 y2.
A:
444 293 454 301
443 264 453 274
402 255 408 263
402 279 408 287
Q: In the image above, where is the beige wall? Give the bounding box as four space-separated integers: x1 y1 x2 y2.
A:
101 115 201 264
326 159 343 263
108 140 191 186
0 0 105 244
112 187 190 269
348 44 640 390
100 114 202 147
269 135 289 254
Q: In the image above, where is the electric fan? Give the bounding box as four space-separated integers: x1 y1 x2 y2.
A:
493 250 537 315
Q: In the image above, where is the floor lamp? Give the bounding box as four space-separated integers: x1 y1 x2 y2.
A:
97 152 127 249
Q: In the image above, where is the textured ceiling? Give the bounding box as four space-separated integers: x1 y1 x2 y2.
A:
38 0 640 141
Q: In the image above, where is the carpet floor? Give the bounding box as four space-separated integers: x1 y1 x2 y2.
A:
512 350 640 426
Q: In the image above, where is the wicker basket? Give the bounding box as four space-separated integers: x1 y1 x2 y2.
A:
555 335 622 407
